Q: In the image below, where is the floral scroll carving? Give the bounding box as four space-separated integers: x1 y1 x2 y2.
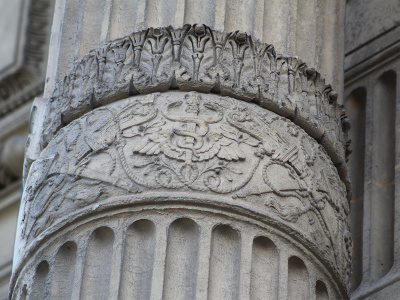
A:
21 92 351 285
39 25 351 196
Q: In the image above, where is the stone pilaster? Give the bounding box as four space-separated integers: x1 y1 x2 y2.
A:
10 24 351 299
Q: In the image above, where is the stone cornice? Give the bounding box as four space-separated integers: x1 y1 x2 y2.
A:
41 24 351 197
0 0 54 117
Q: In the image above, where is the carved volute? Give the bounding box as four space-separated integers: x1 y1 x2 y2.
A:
11 25 351 299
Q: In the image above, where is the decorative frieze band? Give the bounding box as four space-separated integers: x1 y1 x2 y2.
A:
13 25 353 298
18 92 351 291
39 24 351 196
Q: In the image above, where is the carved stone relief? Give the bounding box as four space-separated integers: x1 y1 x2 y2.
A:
19 91 351 286
13 24 353 298
36 25 351 197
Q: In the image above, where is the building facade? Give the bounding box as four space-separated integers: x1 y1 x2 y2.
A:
344 1 400 298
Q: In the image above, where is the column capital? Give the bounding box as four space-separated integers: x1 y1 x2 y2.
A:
39 25 351 194
11 25 352 299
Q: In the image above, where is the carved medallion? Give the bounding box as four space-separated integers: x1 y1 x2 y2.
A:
39 25 351 198
20 91 350 282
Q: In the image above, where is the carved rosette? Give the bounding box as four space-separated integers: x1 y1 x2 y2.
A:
11 25 351 299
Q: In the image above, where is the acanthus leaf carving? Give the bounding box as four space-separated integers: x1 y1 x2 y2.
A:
40 26 350 196
23 25 353 290
23 91 351 285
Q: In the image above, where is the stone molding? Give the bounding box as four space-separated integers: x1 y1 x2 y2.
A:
0 0 54 117
40 24 351 196
11 202 349 299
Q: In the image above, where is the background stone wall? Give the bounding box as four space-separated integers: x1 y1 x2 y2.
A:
344 0 400 298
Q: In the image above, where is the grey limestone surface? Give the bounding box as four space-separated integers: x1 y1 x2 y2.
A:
9 1 353 299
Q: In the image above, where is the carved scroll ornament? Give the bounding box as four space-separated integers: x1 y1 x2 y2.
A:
39 24 351 196
21 92 351 285
18 25 352 292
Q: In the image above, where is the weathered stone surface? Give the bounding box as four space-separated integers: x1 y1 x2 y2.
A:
44 0 345 101
345 60 400 298
345 0 400 54
0 0 54 118
37 25 351 198
11 206 348 299
0 0 24 73
12 90 351 298
11 15 352 298
0 135 25 188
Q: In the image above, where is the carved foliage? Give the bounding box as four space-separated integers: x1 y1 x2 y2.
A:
22 92 350 283
42 25 350 195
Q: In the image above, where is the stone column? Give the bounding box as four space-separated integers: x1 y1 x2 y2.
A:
10 2 351 299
